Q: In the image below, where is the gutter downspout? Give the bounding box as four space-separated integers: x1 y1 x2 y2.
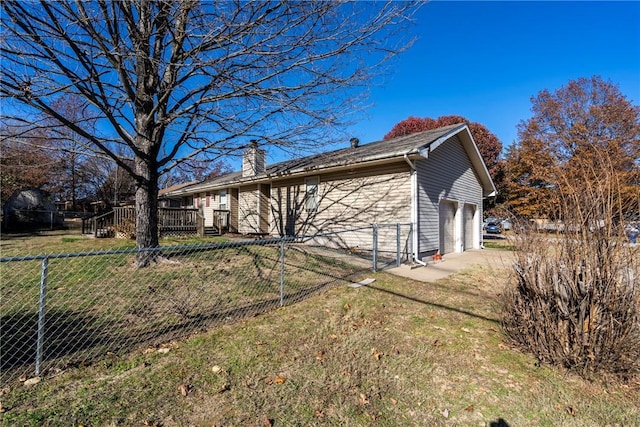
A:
404 154 426 266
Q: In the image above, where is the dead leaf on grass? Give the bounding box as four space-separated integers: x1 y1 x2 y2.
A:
316 351 324 361
566 406 577 416
344 303 351 311
23 377 41 386
359 393 370 405
178 384 190 396
274 376 286 384
315 409 324 418
390 397 398 405
264 418 274 426
465 404 474 412
372 349 383 360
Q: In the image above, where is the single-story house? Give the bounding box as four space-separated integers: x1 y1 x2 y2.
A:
159 181 199 208
163 123 496 261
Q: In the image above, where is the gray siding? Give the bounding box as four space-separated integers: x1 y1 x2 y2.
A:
416 135 483 256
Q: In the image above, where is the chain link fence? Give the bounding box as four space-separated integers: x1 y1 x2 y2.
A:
0 224 412 387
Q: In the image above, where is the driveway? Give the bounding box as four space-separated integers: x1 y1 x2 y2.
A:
387 248 514 283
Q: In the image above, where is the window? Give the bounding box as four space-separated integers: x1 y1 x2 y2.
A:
305 177 319 212
219 190 227 210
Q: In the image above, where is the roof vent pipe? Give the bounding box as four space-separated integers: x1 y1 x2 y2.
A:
350 137 359 148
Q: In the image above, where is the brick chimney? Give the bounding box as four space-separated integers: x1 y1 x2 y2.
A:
242 140 266 177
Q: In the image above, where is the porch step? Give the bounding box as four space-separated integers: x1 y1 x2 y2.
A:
95 228 112 238
204 227 220 237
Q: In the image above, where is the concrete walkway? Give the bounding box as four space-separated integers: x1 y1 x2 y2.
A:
386 248 514 283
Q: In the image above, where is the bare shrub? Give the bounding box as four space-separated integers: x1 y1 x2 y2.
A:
114 217 136 240
502 153 640 378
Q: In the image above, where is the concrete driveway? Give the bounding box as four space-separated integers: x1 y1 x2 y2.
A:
387 248 514 283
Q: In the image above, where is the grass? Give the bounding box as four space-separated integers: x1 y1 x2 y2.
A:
0 229 234 259
1 232 638 425
0 230 367 388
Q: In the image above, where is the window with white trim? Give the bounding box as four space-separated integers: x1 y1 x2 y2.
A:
219 190 227 210
305 177 319 212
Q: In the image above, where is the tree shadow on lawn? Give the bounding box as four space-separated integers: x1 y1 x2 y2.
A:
364 283 500 324
0 263 370 386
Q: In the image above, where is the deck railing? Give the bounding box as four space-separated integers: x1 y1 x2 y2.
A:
213 209 230 233
81 210 116 237
159 207 199 229
83 207 202 237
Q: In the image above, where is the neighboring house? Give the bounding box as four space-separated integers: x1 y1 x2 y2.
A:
163 123 496 261
159 181 199 208
2 188 64 231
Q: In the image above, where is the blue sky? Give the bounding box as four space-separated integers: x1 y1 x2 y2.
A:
347 1 640 152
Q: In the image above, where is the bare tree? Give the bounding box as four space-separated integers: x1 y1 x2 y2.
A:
159 158 232 189
44 95 100 210
0 126 60 205
0 1 417 266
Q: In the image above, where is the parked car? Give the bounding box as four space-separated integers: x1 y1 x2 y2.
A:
501 219 512 231
485 221 502 234
626 224 639 244
483 217 498 229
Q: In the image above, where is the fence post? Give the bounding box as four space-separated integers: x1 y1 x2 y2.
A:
372 223 378 272
36 257 49 376
279 237 285 306
396 223 401 267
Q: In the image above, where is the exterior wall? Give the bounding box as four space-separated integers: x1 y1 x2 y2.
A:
230 188 239 233
259 184 270 233
416 135 483 257
238 185 260 234
269 162 412 252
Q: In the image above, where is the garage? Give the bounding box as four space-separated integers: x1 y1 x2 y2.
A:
439 200 457 254
463 203 476 250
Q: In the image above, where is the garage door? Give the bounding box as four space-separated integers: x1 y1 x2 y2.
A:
439 201 456 255
463 203 476 250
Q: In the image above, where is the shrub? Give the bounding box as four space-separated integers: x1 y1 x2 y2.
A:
502 156 640 378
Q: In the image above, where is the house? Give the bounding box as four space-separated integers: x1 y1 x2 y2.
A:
2 188 64 231
163 123 496 261
159 181 199 208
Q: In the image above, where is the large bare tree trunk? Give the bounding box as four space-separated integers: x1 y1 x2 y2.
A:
135 154 160 267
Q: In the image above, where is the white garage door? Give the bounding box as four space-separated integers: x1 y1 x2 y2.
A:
463 203 476 250
439 201 456 255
